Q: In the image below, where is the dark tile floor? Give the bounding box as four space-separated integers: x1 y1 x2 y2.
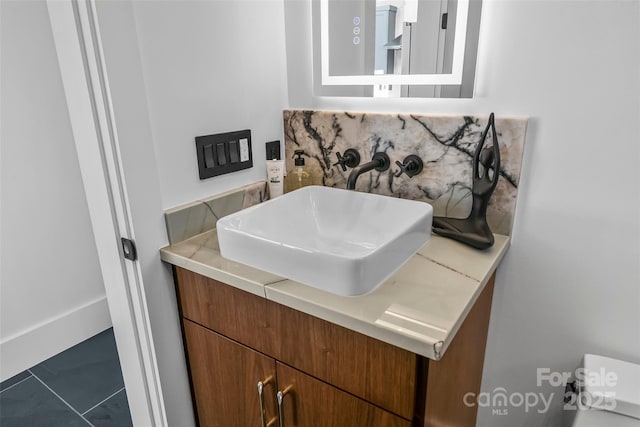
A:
0 328 133 427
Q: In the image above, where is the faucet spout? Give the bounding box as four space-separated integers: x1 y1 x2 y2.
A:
346 152 390 190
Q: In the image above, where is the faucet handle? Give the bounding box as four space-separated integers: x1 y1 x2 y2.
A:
333 149 361 171
394 155 424 178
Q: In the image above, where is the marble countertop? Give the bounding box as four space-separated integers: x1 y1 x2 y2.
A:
160 228 509 360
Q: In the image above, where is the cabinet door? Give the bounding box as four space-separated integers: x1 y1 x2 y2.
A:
183 320 278 427
273 302 417 419
275 362 411 427
176 267 276 356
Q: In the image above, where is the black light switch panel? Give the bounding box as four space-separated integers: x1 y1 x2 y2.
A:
195 129 252 179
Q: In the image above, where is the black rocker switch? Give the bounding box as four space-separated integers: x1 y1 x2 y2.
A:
216 143 226 166
203 144 215 169
228 140 240 163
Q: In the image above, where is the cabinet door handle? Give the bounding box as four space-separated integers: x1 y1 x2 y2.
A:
257 376 274 427
276 386 292 427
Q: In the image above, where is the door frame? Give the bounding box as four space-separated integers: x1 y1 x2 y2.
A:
46 1 167 425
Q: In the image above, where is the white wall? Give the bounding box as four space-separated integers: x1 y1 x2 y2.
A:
132 0 290 210
285 1 640 425
0 0 110 380
86 1 290 424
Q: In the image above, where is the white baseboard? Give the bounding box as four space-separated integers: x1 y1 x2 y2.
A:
0 296 112 382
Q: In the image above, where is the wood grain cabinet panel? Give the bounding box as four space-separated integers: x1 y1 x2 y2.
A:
183 320 278 427
176 267 276 356
273 302 417 419
276 362 411 427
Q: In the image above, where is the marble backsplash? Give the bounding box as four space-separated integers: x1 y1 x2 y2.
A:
283 110 528 235
164 181 267 245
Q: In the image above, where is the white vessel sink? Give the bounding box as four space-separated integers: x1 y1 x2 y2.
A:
217 186 433 296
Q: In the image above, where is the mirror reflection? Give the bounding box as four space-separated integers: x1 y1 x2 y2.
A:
313 0 482 98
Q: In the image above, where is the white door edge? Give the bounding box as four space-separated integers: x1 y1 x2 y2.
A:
46 1 167 425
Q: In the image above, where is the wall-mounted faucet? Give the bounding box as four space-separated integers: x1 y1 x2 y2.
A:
346 152 390 190
394 155 424 178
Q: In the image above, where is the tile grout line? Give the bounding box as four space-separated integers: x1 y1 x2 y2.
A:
0 374 34 394
28 370 96 427
81 386 125 416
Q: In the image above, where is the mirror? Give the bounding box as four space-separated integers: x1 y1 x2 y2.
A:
312 0 482 98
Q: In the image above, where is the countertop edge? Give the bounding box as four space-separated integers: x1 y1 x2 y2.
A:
160 233 510 360
160 247 271 298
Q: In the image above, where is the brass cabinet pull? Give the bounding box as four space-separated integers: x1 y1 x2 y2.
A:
257 376 274 427
276 386 292 427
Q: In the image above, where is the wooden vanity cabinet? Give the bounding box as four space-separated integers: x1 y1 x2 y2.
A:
174 266 495 427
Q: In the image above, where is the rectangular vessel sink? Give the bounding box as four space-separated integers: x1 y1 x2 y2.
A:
217 186 433 296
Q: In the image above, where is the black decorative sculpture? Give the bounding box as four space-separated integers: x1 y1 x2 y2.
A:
432 113 501 250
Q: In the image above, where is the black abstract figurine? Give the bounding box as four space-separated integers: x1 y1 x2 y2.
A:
432 113 501 250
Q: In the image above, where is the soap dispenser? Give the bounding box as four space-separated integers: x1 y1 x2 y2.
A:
285 149 313 192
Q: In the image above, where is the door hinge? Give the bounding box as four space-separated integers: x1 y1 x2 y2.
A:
121 237 138 261
441 12 448 29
